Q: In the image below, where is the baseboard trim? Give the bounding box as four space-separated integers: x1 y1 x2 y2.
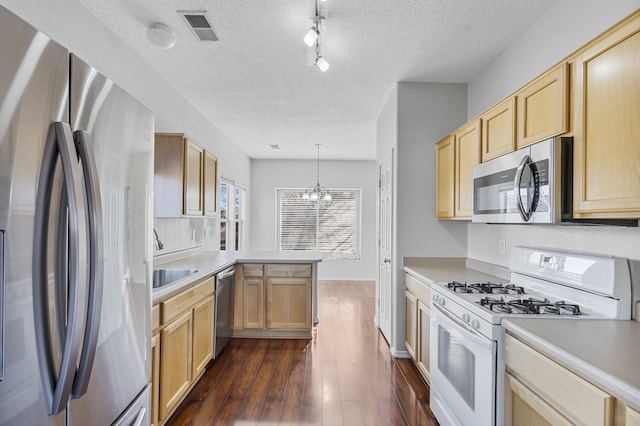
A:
391 347 411 358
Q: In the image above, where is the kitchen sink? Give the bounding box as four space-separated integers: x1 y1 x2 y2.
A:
152 269 198 288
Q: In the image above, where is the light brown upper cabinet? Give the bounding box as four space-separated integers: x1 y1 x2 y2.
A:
435 120 480 220
435 135 455 219
184 139 204 215
572 13 640 218
203 150 218 216
481 97 516 161
154 133 217 217
454 119 481 218
516 63 569 149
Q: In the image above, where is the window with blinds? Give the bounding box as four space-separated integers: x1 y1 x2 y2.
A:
277 188 361 260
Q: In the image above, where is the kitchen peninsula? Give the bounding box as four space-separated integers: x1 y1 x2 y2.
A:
153 249 322 328
150 249 321 425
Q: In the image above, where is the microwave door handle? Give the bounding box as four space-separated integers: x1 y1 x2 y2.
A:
514 155 533 222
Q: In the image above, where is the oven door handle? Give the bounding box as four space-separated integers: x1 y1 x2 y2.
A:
433 303 495 352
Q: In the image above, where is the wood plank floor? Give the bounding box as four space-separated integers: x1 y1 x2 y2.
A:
167 281 439 425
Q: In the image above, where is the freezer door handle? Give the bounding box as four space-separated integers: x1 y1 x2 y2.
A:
71 130 104 398
33 122 89 414
0 230 5 381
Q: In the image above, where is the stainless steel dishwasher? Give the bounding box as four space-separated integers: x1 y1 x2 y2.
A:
214 266 235 358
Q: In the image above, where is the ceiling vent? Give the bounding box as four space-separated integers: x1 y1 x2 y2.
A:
178 10 219 41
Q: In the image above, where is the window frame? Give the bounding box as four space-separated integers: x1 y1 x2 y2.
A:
220 175 246 251
276 187 362 260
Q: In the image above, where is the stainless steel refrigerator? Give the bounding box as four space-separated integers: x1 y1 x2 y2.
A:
0 5 154 425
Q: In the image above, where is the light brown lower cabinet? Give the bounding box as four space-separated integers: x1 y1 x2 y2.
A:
160 310 193 421
416 300 430 383
154 276 215 424
404 290 418 359
504 372 572 426
505 333 615 425
151 332 160 426
192 294 215 378
404 273 431 384
235 263 314 337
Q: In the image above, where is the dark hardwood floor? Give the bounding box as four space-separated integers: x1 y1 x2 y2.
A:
167 281 439 425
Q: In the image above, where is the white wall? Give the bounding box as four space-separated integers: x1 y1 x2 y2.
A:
468 0 640 116
466 0 640 266
376 82 468 355
0 0 252 256
250 159 378 280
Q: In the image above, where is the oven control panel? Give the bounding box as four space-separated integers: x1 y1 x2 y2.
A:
538 254 565 271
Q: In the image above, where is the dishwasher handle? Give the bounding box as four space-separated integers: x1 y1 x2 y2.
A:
217 267 236 281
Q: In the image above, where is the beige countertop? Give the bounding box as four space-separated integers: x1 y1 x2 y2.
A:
152 249 322 304
503 318 640 409
403 257 509 285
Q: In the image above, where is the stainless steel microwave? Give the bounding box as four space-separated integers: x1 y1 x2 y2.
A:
472 137 572 224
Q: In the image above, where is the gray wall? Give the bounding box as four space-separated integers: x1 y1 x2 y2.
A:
376 82 468 355
0 0 252 256
250 159 378 280
466 0 640 266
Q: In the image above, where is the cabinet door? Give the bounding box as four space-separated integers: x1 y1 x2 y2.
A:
516 63 569 149
184 138 204 215
573 15 640 218
151 333 160 426
504 373 572 426
454 119 481 218
435 135 455 219
203 150 218 216
481 97 516 161
404 290 418 359
160 310 193 420
243 278 264 329
627 405 640 425
417 300 430 383
266 277 311 329
192 295 215 378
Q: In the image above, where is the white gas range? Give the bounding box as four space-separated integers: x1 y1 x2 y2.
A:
429 246 632 426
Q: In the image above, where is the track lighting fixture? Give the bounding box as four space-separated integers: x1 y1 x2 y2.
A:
304 0 330 72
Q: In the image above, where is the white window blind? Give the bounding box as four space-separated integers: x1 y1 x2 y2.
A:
277 188 361 260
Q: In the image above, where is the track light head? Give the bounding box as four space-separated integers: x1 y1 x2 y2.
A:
304 26 319 47
315 55 329 72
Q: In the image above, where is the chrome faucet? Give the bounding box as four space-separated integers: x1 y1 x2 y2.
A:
153 228 164 251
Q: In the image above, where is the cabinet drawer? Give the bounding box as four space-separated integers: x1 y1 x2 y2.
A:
243 264 264 277
152 304 160 333
162 277 214 324
266 264 312 278
405 274 431 302
505 334 615 425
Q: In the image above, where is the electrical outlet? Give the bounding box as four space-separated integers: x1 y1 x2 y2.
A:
499 239 506 254
191 230 196 241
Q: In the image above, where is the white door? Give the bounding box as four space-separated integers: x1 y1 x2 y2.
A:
378 151 393 341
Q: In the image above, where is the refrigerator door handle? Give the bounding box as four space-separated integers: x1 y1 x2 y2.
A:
0 230 5 381
33 122 89 415
72 130 104 398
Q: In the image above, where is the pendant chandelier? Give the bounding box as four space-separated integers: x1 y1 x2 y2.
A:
302 144 331 202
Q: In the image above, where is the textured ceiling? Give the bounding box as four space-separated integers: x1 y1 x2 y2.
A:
75 0 557 160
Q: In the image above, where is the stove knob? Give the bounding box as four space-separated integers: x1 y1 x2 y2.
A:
471 319 480 330
440 298 445 307
462 313 471 323
432 294 439 304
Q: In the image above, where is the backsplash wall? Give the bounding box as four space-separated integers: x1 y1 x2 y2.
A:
153 217 217 256
468 224 640 267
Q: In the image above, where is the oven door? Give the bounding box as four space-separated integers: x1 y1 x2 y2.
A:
430 303 496 426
